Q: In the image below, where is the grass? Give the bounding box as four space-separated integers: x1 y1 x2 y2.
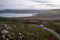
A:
0 18 60 40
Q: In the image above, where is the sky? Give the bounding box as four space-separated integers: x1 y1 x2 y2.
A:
0 0 60 10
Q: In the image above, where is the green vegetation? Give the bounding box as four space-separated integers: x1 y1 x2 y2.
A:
0 17 60 40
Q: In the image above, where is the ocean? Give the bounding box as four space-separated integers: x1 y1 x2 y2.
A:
0 13 34 18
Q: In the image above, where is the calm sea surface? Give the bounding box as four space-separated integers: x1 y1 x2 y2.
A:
0 13 34 17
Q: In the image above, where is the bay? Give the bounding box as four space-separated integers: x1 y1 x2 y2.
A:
0 13 33 18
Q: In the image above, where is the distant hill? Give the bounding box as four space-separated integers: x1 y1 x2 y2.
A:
0 9 40 13
35 9 60 18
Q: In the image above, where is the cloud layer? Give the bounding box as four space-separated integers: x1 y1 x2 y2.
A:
0 0 60 10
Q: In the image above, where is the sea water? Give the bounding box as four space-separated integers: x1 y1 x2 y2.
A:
0 13 34 18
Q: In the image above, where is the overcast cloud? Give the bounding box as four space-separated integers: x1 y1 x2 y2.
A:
0 0 60 10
